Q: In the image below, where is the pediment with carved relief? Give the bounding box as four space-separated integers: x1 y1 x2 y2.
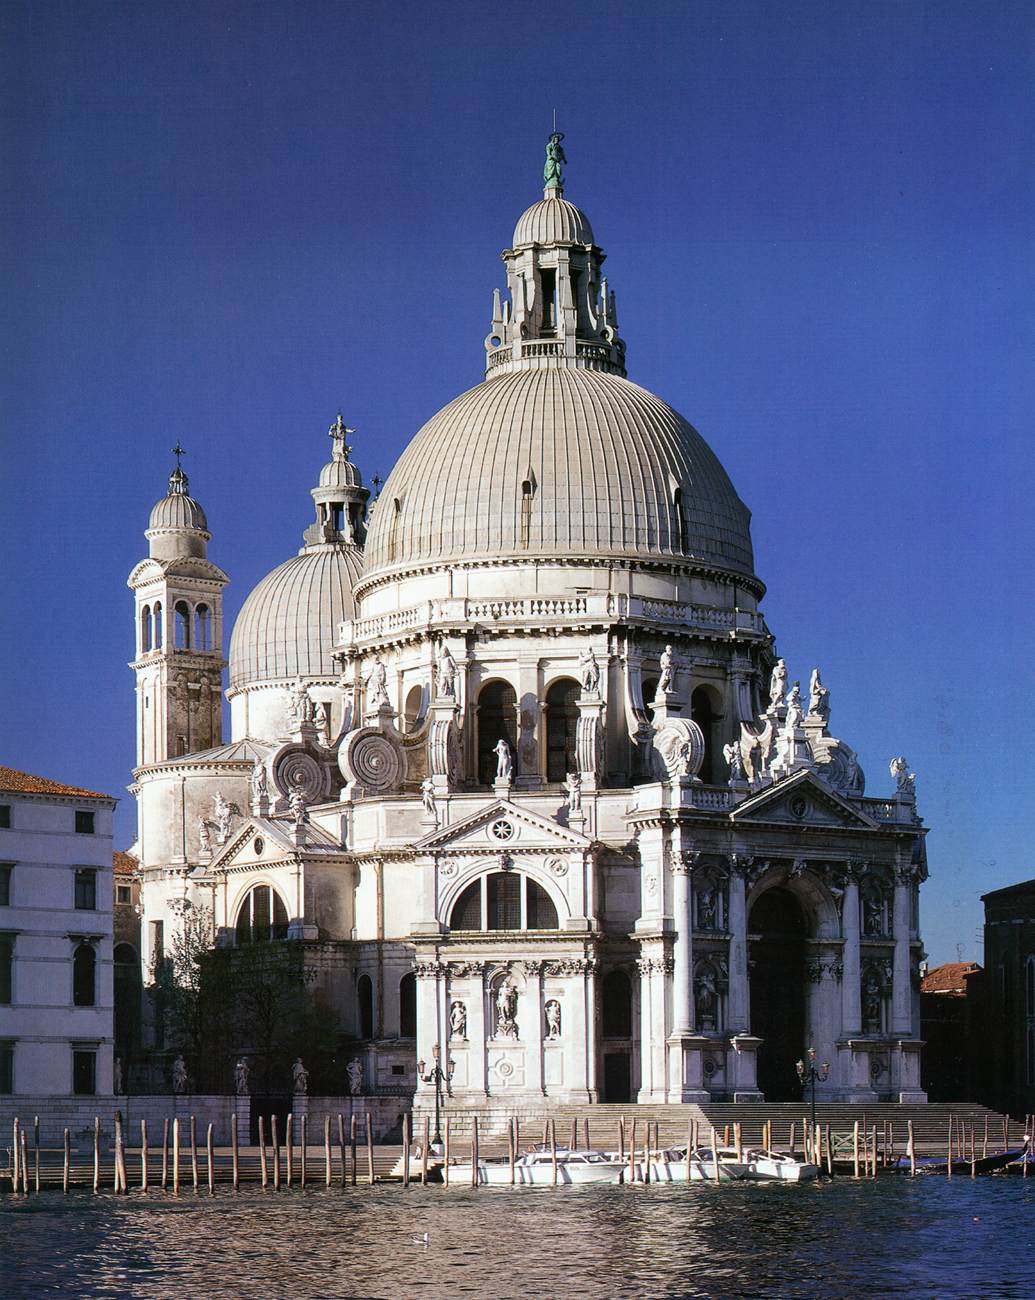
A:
415 800 591 856
730 771 877 830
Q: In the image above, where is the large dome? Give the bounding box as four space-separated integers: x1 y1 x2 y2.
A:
229 545 362 688
361 367 755 582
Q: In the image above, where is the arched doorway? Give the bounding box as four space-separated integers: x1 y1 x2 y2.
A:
600 969 634 1102
749 887 807 1100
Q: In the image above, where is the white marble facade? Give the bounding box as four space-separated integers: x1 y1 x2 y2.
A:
130 147 928 1104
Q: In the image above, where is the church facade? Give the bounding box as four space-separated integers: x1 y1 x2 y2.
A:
130 142 928 1105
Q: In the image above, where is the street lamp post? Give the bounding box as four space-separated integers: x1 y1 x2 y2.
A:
416 1043 454 1150
796 1047 830 1134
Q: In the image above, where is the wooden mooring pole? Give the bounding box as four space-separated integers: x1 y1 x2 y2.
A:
365 1112 374 1185
286 1114 294 1188
338 1113 347 1188
907 1119 916 1176
206 1124 214 1195
272 1114 280 1190
113 1111 124 1193
162 1118 169 1188
63 1127 71 1194
507 1116 515 1185
402 1112 410 1188
20 1130 29 1193
421 1117 429 1185
141 1119 149 1192
443 1118 450 1188
172 1117 180 1193
350 1114 357 1186
628 1119 636 1183
946 1116 953 1178
34 1115 40 1193
324 1115 332 1187
12 1118 19 1193
231 1112 239 1190
549 1118 557 1187
471 1115 479 1187
258 1116 268 1188
94 1116 101 1193
300 1115 307 1188
190 1116 199 1191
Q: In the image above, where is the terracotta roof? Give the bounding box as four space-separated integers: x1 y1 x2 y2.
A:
921 962 981 994
0 765 112 800
113 850 138 876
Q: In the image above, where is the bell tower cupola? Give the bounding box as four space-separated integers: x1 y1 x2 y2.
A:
128 446 229 767
305 413 371 546
485 134 626 380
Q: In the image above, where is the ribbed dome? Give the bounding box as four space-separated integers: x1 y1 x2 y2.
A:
319 457 363 489
148 467 208 533
229 545 363 688
513 194 594 246
361 367 755 581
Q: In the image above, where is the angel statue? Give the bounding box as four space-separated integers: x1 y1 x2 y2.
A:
543 131 566 189
769 658 787 709
890 756 916 797
563 771 582 814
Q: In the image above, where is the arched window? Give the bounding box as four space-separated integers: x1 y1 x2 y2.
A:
153 601 163 649
601 969 633 1038
477 680 517 786
520 478 535 548
642 677 658 724
114 943 141 1050
140 605 153 653
448 872 558 932
691 686 720 784
358 973 373 1039
73 943 96 1007
235 885 288 944
673 487 688 552
194 604 210 651
388 497 402 563
403 684 425 734
545 678 579 782
174 601 191 650
399 972 416 1037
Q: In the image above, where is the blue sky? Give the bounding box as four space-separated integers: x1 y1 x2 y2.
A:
2 1 1032 964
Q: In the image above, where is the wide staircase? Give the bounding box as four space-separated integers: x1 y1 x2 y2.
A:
411 1101 1027 1157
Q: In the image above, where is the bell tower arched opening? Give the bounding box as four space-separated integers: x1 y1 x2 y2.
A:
749 886 807 1100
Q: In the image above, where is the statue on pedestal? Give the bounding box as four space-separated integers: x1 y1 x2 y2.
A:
563 771 582 814
768 658 787 710
437 644 457 699
656 645 676 696
292 1057 309 1095
808 668 830 722
494 739 512 783
420 776 437 818
346 1058 363 1096
449 1001 467 1040
545 999 562 1040
579 648 600 694
784 681 804 731
890 756 916 797
723 741 746 784
172 1055 188 1095
250 762 268 805
495 979 518 1039
366 656 389 710
234 1058 250 1096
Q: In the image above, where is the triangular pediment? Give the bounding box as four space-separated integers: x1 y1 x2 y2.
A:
208 814 343 871
415 800 592 853
731 770 878 830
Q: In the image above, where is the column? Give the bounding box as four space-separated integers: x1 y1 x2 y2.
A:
840 868 861 1034
414 961 442 1101
727 864 749 1032
670 852 693 1035
891 868 913 1034
636 951 665 1102
584 959 599 1102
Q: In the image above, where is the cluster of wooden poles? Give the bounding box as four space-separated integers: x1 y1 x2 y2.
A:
8 1109 1031 1194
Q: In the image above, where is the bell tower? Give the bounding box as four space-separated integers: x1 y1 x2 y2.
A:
128 447 229 767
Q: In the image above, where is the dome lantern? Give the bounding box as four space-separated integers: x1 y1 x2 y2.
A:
306 413 370 546
146 444 211 560
485 135 625 381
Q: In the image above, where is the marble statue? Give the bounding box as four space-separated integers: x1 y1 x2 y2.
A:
564 771 582 813
494 738 512 782
545 999 562 1040
250 762 268 804
495 979 518 1039
314 701 330 736
449 1000 467 1040
863 890 884 937
346 1058 363 1096
289 784 308 826
420 776 437 817
172 1055 188 1095
213 792 234 843
784 681 803 730
808 668 830 722
579 647 600 694
366 656 389 709
862 972 883 1033
697 888 717 930
695 968 718 1031
198 818 211 853
289 677 314 728
292 1057 309 1095
769 658 787 709
113 1057 123 1095
657 645 676 695
890 756 916 797
543 131 566 188
677 740 695 777
723 741 746 784
438 644 457 699
234 1058 249 1096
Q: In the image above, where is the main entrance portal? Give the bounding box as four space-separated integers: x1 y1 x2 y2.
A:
749 887 807 1101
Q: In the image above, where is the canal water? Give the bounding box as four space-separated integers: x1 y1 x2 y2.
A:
2 1178 1033 1298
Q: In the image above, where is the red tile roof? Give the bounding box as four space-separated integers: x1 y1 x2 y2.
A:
921 961 981 994
113 850 138 876
0 765 112 800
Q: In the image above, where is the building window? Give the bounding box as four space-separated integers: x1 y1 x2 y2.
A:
0 865 10 907
140 604 153 653
0 805 10 829
73 944 96 1007
448 872 558 932
0 1041 12 1094
153 601 163 649
690 686 720 784
545 678 579 782
75 869 97 911
235 884 288 944
73 1048 96 1096
0 936 12 1004
116 884 132 905
601 969 633 1038
358 973 373 1039
477 680 517 786
404 684 425 734
174 600 191 649
75 810 95 835
399 972 416 1038
150 919 164 972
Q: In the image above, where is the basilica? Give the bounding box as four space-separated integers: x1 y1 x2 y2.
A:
129 140 928 1106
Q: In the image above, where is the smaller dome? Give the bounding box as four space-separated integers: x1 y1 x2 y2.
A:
513 193 594 247
148 466 208 533
319 457 363 490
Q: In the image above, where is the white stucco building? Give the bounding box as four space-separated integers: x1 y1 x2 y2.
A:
131 141 928 1105
0 766 116 1097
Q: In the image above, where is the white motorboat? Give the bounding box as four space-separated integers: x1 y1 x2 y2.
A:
715 1146 819 1182
629 1146 747 1182
448 1147 625 1185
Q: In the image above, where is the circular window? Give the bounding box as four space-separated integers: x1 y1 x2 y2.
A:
253 837 264 855
789 796 809 820
490 818 515 842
